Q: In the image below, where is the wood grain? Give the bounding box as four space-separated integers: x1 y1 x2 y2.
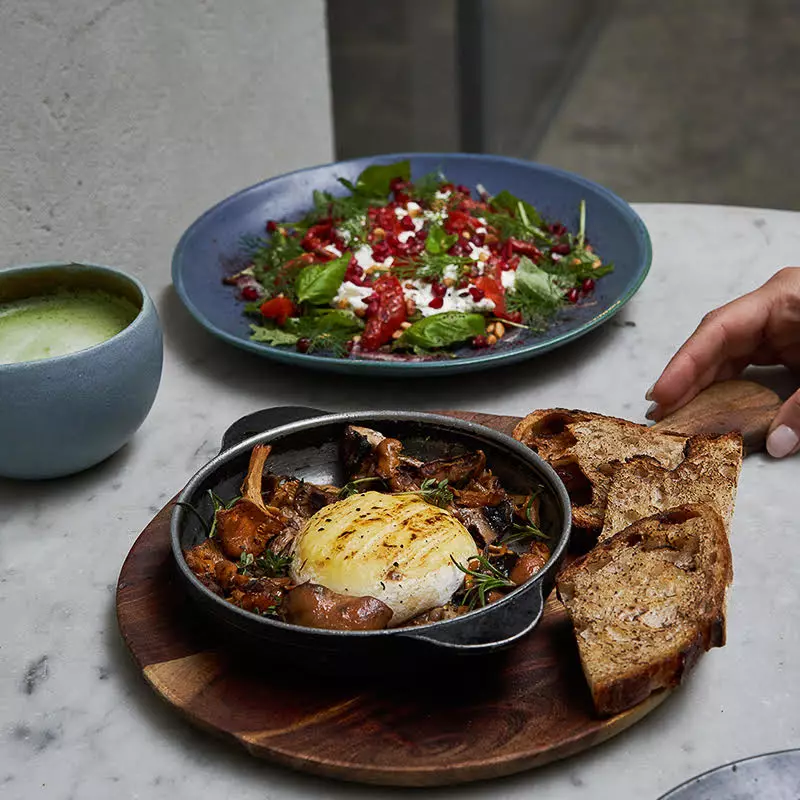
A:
652 379 781 452
116 411 674 787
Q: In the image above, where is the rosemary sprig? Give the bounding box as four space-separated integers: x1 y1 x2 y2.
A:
451 554 515 609
393 478 454 508
501 491 548 546
175 490 240 539
338 476 386 499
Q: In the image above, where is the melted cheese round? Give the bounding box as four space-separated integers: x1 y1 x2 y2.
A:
290 491 479 625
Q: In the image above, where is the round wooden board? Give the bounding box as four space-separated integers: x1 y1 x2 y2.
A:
115 411 670 787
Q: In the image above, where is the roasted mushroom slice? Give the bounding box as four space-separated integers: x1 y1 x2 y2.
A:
215 445 286 560
282 583 393 631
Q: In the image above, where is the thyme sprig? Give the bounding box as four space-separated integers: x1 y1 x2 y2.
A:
176 490 240 539
501 491 548 546
394 478 455 508
338 476 386 499
451 554 515 609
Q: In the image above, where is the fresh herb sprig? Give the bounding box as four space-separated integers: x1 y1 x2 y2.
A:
255 550 292 577
394 478 455 508
176 490 240 539
338 476 386 499
451 554 515 609
500 492 548 546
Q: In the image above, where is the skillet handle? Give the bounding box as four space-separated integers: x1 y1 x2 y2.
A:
399 582 546 652
220 406 327 452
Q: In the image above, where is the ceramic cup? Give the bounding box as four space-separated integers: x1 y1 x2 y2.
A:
0 262 163 479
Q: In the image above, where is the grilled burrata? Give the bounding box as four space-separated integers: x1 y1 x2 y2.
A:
290 491 479 625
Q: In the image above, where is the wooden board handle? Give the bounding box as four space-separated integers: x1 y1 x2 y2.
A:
652 379 782 453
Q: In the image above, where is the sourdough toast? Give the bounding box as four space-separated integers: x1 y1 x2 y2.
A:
556 504 733 716
513 409 688 534
600 432 743 541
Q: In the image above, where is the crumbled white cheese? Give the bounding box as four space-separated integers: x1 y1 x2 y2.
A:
501 269 517 290
405 280 495 318
468 242 490 261
332 281 374 311
434 190 452 201
324 244 342 258
353 245 374 270
394 206 408 219
406 201 421 215
397 231 416 244
475 227 487 235
443 264 461 281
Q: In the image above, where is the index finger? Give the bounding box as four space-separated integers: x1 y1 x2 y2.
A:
649 288 772 412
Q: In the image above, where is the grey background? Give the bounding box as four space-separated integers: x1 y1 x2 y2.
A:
328 0 800 211
0 0 334 279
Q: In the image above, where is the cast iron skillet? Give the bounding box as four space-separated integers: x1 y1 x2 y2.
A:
171 408 572 673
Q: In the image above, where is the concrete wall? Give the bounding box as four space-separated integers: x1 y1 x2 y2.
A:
0 0 333 283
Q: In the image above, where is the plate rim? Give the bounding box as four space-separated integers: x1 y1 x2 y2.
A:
171 152 652 374
658 747 800 799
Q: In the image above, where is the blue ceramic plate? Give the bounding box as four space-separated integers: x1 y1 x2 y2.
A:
658 749 800 800
172 153 651 375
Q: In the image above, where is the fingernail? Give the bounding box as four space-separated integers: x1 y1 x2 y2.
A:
645 402 659 420
645 384 655 401
766 425 799 458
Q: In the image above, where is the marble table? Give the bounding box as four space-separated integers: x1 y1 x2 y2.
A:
2 204 799 799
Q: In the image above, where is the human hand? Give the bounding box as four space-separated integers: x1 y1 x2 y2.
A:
646 267 800 458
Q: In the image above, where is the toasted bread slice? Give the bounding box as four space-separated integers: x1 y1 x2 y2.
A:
513 409 688 533
557 504 733 716
600 432 743 541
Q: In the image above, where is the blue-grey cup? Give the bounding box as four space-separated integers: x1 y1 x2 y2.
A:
0 262 163 479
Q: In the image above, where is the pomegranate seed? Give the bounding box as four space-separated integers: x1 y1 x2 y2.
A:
389 177 407 193
456 184 471 195
506 311 523 324
567 288 579 303
457 278 469 289
428 297 444 309
468 286 485 301
296 338 311 353
431 282 447 298
471 335 488 348
372 242 391 262
400 215 415 231
266 220 278 233
549 223 567 236
241 286 259 301
471 233 484 247
582 278 595 293
552 243 570 255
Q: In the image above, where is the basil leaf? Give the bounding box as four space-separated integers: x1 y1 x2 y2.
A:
397 312 485 351
250 325 299 346
425 224 458 255
295 255 349 305
514 257 564 308
491 190 545 230
286 309 363 337
351 161 411 198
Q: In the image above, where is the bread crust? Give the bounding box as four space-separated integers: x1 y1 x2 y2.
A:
513 409 688 536
600 432 743 542
557 504 732 716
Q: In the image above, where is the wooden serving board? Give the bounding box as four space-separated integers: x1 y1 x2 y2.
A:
116 385 780 787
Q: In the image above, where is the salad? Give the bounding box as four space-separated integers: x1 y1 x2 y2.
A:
224 160 612 359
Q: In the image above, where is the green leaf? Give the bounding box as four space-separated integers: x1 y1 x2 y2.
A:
490 190 545 230
250 325 299 346
352 160 411 198
295 254 349 305
396 311 485 351
514 257 564 307
286 309 363 337
425 224 458 255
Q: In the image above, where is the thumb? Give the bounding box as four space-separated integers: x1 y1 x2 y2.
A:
766 389 800 458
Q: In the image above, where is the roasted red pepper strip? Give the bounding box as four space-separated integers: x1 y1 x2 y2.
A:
474 275 506 317
507 238 543 262
259 296 296 326
360 275 407 351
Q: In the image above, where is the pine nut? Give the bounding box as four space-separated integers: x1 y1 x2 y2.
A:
352 334 361 343
337 299 349 310
443 277 455 288
495 322 506 338
486 322 496 335
592 258 602 269
486 334 498 346
400 321 412 329
391 329 404 340
354 308 366 318
478 251 489 262
373 227 385 240
462 231 471 240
